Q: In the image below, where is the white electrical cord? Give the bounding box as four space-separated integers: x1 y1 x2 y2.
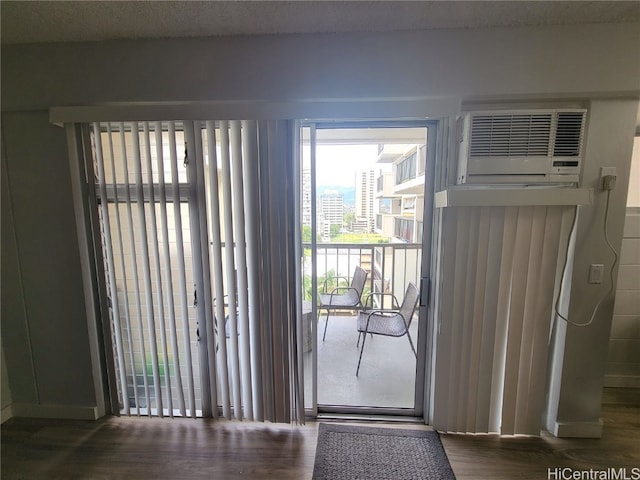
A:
554 189 619 327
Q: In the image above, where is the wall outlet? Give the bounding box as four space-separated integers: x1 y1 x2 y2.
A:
600 167 617 190
600 167 617 177
588 264 604 284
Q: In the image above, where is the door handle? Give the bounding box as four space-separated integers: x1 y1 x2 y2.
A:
420 277 430 307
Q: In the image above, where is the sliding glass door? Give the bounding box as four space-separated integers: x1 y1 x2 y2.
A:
301 121 437 417
78 116 438 421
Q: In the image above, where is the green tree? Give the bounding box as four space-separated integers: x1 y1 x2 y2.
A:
302 225 321 244
331 232 389 244
302 269 350 300
343 211 355 228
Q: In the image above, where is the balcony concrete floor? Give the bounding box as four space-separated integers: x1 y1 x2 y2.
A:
305 314 419 409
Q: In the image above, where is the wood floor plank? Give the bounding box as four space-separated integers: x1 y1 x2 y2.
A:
440 404 640 480
2 389 638 479
2 418 318 480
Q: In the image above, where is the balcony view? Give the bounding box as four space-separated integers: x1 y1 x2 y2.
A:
301 125 429 411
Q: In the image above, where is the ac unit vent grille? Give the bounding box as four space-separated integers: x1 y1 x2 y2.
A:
553 111 585 157
469 114 552 157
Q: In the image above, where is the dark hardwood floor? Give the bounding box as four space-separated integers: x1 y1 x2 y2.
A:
440 387 640 479
1 416 318 480
2 388 638 479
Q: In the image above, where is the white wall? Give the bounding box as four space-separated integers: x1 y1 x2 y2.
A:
1 149 37 410
545 100 638 438
2 23 639 110
1 111 98 419
1 22 639 428
605 137 640 388
605 208 640 388
627 137 640 208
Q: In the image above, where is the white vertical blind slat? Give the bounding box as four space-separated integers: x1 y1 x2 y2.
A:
488 207 518 433
466 207 491 431
257 120 275 419
459 209 479 431
276 121 295 421
131 122 163 416
265 121 295 423
193 121 218 419
432 207 456 431
475 207 504 432
119 122 151 415
106 123 140 415
241 120 264 421
184 121 214 417
93 123 129 413
142 122 172 417
219 121 243 420
514 206 547 433
282 121 299 423
154 122 186 417
206 121 231 419
501 207 534 435
230 121 253 420
267 122 287 422
448 209 470 431
168 122 197 418
525 207 566 433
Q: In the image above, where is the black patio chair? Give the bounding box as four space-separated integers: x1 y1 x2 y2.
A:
318 266 368 341
355 282 419 376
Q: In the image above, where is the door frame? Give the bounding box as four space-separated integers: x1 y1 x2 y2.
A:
302 119 439 419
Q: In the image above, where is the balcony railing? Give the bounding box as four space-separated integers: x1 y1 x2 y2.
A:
302 242 422 307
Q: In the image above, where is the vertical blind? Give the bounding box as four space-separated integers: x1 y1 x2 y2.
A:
93 122 197 418
90 120 303 423
432 205 573 435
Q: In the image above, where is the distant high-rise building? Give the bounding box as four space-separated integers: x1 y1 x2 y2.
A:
355 169 376 233
319 190 344 227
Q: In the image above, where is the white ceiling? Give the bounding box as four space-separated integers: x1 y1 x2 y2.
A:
2 1 639 45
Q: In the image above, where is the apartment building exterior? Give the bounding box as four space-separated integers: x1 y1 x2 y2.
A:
355 169 376 233
318 189 344 241
374 144 426 243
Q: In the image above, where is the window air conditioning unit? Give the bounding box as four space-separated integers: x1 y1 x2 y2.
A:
456 109 587 185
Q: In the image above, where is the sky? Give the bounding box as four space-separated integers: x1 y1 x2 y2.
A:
303 144 382 187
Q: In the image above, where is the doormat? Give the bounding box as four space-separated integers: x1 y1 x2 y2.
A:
312 423 456 479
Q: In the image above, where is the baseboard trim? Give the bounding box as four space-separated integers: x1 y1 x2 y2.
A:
11 403 99 420
553 419 603 438
604 374 640 388
1 405 14 423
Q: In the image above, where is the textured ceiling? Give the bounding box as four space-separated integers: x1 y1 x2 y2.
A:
2 1 639 45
